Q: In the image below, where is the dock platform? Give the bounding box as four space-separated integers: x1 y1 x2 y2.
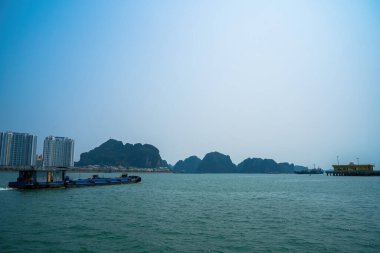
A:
325 170 380 176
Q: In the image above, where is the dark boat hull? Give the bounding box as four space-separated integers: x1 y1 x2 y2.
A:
8 176 141 189
294 171 324 174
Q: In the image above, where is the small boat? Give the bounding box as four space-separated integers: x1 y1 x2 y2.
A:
294 169 323 175
294 164 324 175
8 169 141 189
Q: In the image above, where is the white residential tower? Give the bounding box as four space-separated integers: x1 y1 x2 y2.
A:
43 136 74 167
0 131 37 166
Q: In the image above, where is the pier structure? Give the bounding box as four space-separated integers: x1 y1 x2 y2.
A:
326 163 380 176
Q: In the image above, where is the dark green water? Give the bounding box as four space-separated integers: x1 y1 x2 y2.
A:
0 172 379 252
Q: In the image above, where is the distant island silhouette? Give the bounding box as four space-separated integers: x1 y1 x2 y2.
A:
76 139 307 173
174 152 306 173
75 139 168 168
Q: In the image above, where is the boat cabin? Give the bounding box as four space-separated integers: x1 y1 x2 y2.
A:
16 170 66 183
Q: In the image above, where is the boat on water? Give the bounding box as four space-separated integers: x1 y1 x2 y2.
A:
294 165 324 175
8 169 141 189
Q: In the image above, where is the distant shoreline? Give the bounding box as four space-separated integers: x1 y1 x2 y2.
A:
0 166 172 173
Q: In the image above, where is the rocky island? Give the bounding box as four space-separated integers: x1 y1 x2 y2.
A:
75 139 169 171
75 139 307 174
173 152 306 173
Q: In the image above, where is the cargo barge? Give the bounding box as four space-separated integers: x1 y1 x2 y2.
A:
8 169 141 189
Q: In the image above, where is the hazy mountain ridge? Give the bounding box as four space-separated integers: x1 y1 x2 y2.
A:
173 156 201 173
76 139 306 172
237 158 295 173
174 152 306 173
76 139 168 168
197 152 236 173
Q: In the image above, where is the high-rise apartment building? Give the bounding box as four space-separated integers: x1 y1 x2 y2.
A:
0 131 37 166
43 136 74 167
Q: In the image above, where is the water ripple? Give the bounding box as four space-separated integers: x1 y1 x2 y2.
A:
0 173 380 252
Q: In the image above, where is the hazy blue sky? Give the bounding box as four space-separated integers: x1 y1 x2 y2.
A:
1 0 379 168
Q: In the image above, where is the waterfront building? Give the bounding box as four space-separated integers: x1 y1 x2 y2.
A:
43 136 75 167
0 131 37 166
326 162 378 176
332 163 374 173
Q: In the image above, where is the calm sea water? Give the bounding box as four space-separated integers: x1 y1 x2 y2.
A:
0 172 379 252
